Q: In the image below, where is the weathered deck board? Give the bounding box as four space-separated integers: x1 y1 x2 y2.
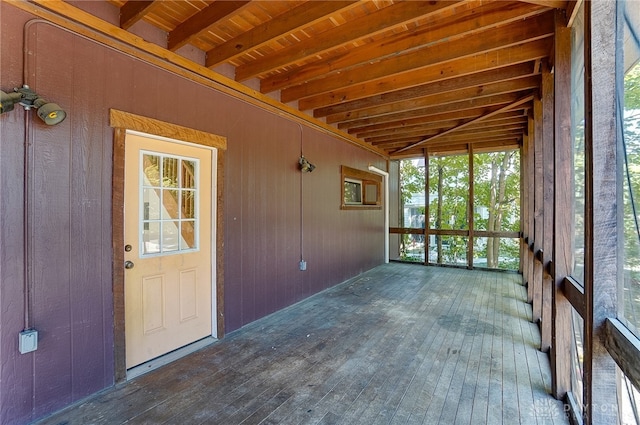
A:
35 264 568 425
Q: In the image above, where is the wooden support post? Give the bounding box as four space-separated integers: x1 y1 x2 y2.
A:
582 1 618 423
533 95 544 324
424 148 430 266
551 8 573 400
519 139 525 275
468 144 474 269
522 131 532 299
541 63 554 353
527 115 536 302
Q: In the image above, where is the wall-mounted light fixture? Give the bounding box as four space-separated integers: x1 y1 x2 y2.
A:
1 85 66 125
299 156 315 173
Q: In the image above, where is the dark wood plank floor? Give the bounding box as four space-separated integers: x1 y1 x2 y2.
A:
36 264 568 424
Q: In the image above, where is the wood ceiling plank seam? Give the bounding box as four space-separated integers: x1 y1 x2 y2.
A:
287 12 555 105
262 1 548 93
234 0 465 81
298 38 552 112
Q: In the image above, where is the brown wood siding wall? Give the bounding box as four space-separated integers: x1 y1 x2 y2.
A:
0 5 386 424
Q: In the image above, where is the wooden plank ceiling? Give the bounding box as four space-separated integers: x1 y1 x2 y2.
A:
102 1 562 158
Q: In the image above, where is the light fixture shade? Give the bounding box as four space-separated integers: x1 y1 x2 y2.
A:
0 90 22 114
36 101 66 125
299 156 316 172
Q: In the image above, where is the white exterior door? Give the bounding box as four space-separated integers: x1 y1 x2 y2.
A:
124 131 215 369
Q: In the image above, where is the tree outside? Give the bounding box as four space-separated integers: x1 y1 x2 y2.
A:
623 62 640 339
396 151 521 270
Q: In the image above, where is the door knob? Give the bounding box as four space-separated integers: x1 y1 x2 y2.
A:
124 260 135 269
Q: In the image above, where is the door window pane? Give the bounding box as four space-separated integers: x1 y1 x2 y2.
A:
140 151 199 256
142 222 161 255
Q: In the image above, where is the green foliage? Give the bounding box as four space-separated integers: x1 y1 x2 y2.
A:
400 160 425 206
395 150 521 269
624 64 640 271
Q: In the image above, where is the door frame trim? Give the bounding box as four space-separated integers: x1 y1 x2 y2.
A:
110 109 226 382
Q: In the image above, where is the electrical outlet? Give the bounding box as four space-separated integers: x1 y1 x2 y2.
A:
299 260 307 271
19 329 38 354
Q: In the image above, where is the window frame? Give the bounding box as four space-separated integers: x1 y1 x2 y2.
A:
341 165 382 210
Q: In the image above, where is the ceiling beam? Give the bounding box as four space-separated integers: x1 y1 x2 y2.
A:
205 1 358 68
394 95 534 154
120 0 157 30
298 38 551 112
326 72 539 125
20 0 388 158
287 11 554 106
350 110 526 137
318 75 540 128
234 0 463 81
354 114 527 139
518 0 568 9
262 1 547 93
332 93 524 128
168 1 251 52
313 61 537 118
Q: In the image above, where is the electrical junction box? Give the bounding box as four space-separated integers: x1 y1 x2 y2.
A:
19 329 38 354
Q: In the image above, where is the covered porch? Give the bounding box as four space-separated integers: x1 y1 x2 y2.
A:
36 264 567 424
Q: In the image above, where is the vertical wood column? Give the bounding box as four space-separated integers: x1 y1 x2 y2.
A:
533 94 544 323
112 127 127 383
424 148 430 266
551 9 573 399
541 63 554 353
522 130 532 299
527 116 536 300
520 140 525 275
583 1 618 423
468 144 474 269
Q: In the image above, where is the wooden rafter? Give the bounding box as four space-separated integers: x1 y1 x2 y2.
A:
313 61 537 118
235 0 463 81
120 1 156 30
168 1 251 52
262 1 547 93
393 95 534 155
285 11 553 105
22 0 558 157
205 1 358 68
